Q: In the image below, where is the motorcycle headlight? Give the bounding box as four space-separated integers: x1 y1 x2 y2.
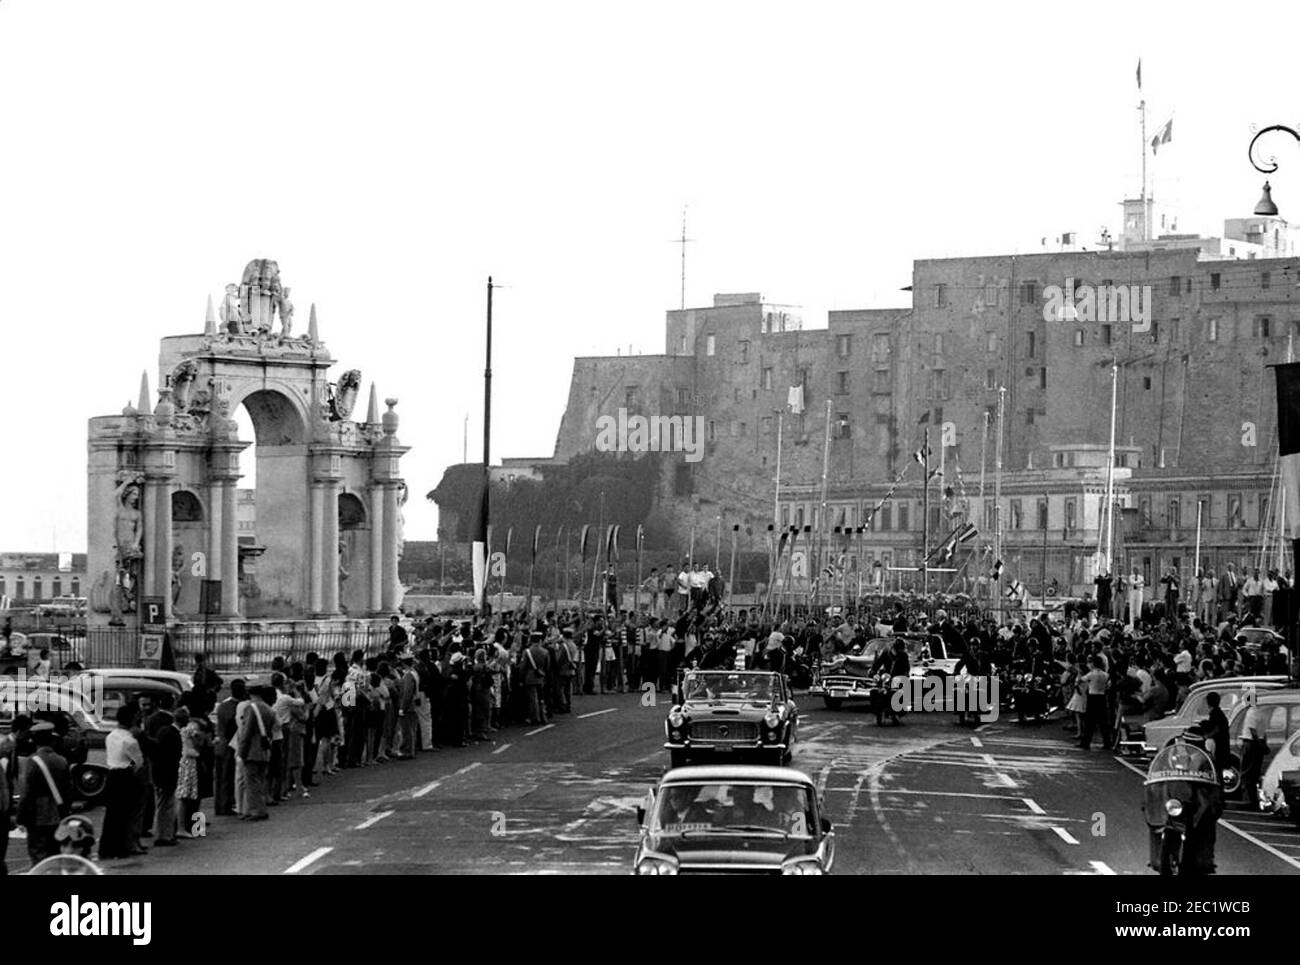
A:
781 858 825 875
763 711 781 729
636 855 679 876
1164 799 1184 817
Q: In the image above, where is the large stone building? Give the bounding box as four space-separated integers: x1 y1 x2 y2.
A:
449 207 1300 599
0 553 88 607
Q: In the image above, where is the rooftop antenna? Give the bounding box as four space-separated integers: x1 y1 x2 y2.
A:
672 207 694 310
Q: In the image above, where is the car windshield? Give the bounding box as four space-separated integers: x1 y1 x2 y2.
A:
650 782 814 838
859 637 937 662
684 674 773 701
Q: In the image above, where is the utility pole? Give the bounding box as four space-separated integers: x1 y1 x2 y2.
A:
475 277 495 615
994 386 1006 618
672 207 693 311
773 409 784 527
1102 360 1119 574
817 399 833 609
922 423 931 596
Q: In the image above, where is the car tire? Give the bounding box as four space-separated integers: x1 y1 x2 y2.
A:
1222 755 1243 797
822 697 843 710
71 763 108 804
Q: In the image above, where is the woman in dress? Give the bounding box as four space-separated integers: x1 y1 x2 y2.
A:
175 707 207 837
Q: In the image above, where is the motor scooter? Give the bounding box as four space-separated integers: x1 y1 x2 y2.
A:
1143 732 1223 875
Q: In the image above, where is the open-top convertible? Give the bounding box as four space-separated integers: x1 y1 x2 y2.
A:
665 670 798 767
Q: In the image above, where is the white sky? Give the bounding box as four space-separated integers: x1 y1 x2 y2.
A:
3 0 1299 552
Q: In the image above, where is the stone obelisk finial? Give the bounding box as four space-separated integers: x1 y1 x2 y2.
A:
308 303 319 343
366 382 380 424
204 294 218 335
137 371 152 415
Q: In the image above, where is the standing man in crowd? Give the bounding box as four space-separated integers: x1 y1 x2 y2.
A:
1078 655 1112 751
1243 567 1265 624
1127 566 1144 630
99 705 145 859
236 686 275 821
15 721 71 867
1217 563 1239 624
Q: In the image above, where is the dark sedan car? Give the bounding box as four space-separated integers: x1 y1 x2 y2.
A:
665 670 798 768
633 765 835 875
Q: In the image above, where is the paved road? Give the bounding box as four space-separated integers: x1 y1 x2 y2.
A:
7 691 1300 875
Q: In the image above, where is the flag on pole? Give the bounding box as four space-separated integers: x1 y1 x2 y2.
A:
472 478 490 610
917 411 930 425
532 524 542 563
1150 118 1172 154
1275 363 1300 540
505 526 513 559
990 559 1003 580
1136 59 1142 90
606 524 620 563
579 524 591 562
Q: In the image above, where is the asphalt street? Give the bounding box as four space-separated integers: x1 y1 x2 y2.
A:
8 691 1300 875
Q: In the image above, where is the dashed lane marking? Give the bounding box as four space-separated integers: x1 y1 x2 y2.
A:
970 736 984 748
1090 861 1117 875
284 847 332 874
525 724 556 736
353 810 394 830
1022 798 1046 815
577 708 617 720
413 761 482 798
1052 826 1080 845
492 743 513 755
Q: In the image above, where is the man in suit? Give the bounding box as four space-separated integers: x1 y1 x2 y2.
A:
150 709 183 845
214 679 243 816
396 654 420 759
236 686 275 820
523 632 551 725
0 715 30 874
15 721 72 867
1217 564 1239 624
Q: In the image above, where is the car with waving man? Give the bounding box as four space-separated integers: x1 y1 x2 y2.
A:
633 764 835 875
810 633 960 711
665 669 797 768
1138 676 1289 755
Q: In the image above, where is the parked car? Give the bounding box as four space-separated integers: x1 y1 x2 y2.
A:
66 676 191 749
1140 676 1289 754
1 681 105 805
1260 725 1300 825
665 670 798 768
1224 688 1300 800
633 764 835 875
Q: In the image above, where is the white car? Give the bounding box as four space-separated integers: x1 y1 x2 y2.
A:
1260 726 1300 824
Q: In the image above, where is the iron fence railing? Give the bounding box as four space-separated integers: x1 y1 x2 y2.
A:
83 625 391 674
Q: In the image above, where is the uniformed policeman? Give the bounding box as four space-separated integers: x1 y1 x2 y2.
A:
15 720 73 867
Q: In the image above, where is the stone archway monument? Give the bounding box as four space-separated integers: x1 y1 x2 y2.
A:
87 260 408 665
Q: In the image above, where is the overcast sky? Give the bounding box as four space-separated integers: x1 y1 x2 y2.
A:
2 1 1298 552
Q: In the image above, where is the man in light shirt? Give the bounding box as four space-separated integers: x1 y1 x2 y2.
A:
1239 690 1271 805
657 621 676 692
99 704 145 859
1078 656 1111 750
1242 568 1265 624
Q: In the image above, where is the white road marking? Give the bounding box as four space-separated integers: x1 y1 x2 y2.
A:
970 736 984 748
284 847 332 874
413 761 482 798
525 723 556 736
354 810 394 830
816 764 832 796
577 708 617 719
839 787 1024 801
978 752 1019 788
492 743 513 755
1112 754 1300 871
1022 798 1046 815
974 723 989 733
1090 861 1117 875
1052 826 1080 845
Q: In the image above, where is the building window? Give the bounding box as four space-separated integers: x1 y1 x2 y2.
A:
624 387 637 409
1010 499 1022 530
761 416 773 434
1039 367 1047 389
739 340 750 363
1170 317 1180 342
1074 329 1084 347
0 577 5 598
931 369 949 400
986 332 999 353
836 371 850 394
15 576 24 600
873 368 891 393
1101 323 1112 345
1255 316 1272 338
761 367 772 390
1208 318 1219 341
879 505 893 531
707 420 716 441
33 577 42 601
870 333 891 363
680 335 688 354
1021 281 1038 305
1228 493 1244 528
985 283 998 306
1169 275 1181 296
739 421 747 436
1169 497 1181 530
934 333 945 354
1150 320 1159 342
836 334 851 358
933 284 947 308
1262 270 1272 290
1064 498 1077 534
53 579 62 598
1026 408 1035 426
1037 499 1048 530
1143 376 1152 390
1210 272 1221 291
836 413 851 439
1026 331 1037 359
705 334 716 356
986 369 997 390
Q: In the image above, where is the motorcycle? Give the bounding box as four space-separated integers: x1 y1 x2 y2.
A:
1143 733 1223 876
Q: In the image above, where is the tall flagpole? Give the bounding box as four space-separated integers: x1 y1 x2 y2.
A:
475 276 494 615
922 424 931 596
773 410 784 527
817 399 832 608
1103 360 1119 573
